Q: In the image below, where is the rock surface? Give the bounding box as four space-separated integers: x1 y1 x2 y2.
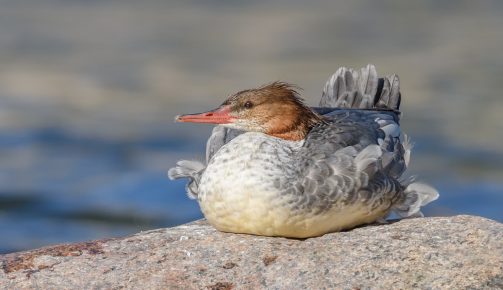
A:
0 215 502 289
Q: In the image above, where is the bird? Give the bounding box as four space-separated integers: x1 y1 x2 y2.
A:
168 64 438 238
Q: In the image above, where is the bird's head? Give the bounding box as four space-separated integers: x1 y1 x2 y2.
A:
176 82 322 141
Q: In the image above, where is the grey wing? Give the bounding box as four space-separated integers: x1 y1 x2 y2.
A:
311 106 404 173
293 129 435 220
315 110 409 179
206 126 244 163
290 111 408 210
289 144 403 217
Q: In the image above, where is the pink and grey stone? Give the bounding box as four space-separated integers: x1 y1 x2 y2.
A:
1 215 502 289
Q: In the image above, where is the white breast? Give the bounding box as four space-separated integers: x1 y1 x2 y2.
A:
198 133 306 235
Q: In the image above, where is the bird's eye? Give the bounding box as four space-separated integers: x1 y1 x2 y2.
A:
244 101 253 109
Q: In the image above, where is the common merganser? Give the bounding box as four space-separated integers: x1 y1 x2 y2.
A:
168 65 438 238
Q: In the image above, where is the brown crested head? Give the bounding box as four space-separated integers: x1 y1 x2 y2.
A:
176 82 323 141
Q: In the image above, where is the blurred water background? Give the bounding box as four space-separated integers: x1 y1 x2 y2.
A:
0 0 502 254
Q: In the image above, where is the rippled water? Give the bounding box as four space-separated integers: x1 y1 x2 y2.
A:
0 1 502 253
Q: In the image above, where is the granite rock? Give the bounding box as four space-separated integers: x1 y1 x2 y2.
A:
1 215 502 289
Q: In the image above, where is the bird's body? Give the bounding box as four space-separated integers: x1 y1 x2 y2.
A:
169 65 438 238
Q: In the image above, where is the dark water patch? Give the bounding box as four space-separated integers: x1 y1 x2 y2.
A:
0 248 20 255
0 192 45 210
49 210 167 228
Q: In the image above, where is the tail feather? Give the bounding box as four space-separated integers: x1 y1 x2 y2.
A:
401 134 413 167
168 160 205 199
354 145 382 177
376 74 400 110
358 63 378 97
393 182 439 218
320 64 401 112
